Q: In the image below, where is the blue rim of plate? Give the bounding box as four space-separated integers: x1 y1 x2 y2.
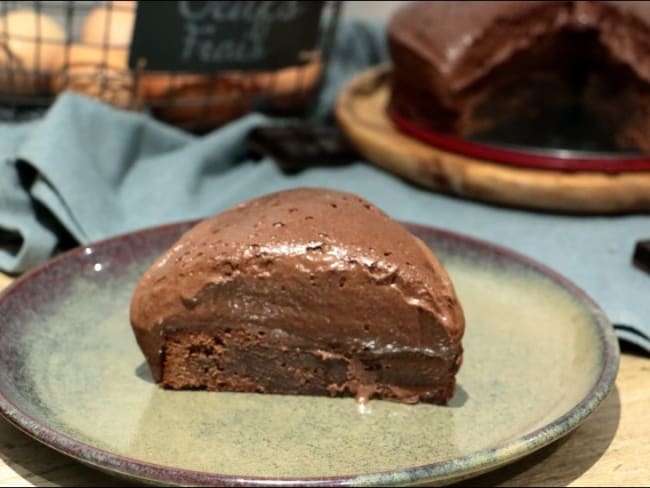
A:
0 221 620 486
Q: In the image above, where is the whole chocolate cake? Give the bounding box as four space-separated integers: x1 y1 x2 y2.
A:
388 1 650 151
130 188 465 404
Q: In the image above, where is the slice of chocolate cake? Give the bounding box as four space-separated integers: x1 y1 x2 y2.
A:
130 188 465 404
388 1 650 152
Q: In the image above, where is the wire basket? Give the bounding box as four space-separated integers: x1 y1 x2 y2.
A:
0 1 342 130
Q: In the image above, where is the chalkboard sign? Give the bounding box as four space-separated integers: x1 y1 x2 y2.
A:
128 1 325 72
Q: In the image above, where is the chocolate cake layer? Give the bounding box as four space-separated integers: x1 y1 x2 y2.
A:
130 188 465 404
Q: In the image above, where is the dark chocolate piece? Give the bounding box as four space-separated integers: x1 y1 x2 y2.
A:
633 240 650 275
247 123 358 174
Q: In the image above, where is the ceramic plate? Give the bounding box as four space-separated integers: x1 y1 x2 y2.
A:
0 222 619 486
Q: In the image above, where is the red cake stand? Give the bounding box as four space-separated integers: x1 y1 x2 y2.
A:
388 109 650 174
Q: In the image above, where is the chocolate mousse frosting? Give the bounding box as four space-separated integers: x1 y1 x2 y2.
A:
130 188 465 404
388 1 650 149
389 1 571 93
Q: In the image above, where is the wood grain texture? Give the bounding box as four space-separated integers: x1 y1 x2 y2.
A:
335 66 650 214
0 273 647 487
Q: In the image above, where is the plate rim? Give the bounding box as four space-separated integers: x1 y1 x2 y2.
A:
0 220 620 486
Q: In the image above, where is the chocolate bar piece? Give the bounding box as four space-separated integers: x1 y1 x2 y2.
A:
247 123 358 173
633 240 650 275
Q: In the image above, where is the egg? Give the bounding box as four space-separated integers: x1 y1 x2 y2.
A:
0 10 66 95
111 1 137 10
81 4 136 49
138 60 323 127
252 59 323 110
51 44 140 109
138 71 257 127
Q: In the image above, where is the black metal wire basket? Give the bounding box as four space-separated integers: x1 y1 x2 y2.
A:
0 1 342 129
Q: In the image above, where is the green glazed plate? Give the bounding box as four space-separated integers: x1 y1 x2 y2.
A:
0 221 619 486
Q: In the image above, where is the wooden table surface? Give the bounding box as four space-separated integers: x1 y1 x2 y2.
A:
0 272 648 487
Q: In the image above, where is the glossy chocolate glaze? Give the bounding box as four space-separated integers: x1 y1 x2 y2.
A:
389 1 650 93
130 188 465 403
389 1 570 94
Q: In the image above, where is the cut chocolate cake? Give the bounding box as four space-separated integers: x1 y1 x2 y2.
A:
388 1 650 151
130 188 465 404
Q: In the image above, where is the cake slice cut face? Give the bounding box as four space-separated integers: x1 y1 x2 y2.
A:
130 188 465 404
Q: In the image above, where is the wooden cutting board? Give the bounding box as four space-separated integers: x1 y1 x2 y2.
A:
335 65 650 214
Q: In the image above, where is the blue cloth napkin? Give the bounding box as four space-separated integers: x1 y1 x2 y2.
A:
0 20 648 352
